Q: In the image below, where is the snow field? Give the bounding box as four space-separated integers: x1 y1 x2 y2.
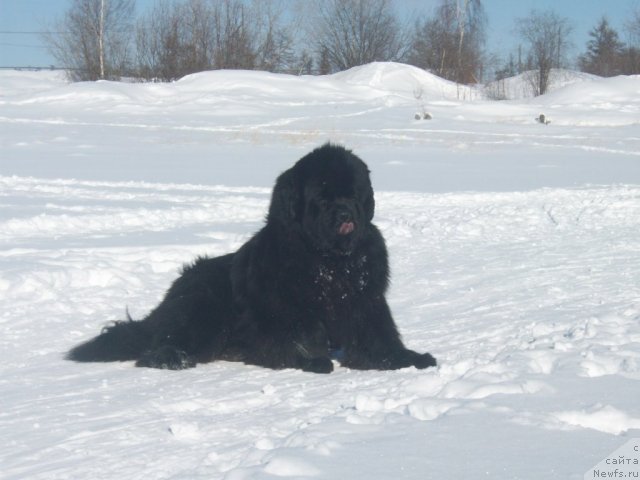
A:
1 174 639 479
1 64 640 479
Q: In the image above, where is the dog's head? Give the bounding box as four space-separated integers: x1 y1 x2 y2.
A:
268 144 375 256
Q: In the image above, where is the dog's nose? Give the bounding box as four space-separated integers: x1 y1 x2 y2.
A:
337 210 352 223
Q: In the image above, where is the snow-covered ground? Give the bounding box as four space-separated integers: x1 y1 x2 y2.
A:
1 63 639 479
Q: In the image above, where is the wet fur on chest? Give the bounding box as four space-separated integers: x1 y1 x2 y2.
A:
312 254 370 306
307 254 371 350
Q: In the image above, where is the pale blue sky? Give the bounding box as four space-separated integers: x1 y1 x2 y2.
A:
1 0 638 69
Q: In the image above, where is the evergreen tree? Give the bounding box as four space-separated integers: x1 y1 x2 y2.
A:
579 17 623 76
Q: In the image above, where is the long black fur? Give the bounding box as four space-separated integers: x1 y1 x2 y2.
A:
67 144 437 373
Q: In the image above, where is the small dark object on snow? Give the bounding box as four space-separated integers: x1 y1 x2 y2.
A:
536 113 551 125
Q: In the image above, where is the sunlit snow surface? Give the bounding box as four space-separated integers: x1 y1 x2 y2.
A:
1 63 639 479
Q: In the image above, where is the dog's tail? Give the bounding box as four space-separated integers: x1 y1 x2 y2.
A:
67 319 151 363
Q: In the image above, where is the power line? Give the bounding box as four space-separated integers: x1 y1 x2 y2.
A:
0 66 68 70
0 31 67 35
0 42 47 49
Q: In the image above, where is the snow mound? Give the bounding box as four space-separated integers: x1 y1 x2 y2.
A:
482 69 639 126
0 69 67 98
165 62 482 103
0 63 481 107
331 61 480 100
554 405 640 435
485 69 599 100
176 69 312 96
541 74 640 106
537 74 640 126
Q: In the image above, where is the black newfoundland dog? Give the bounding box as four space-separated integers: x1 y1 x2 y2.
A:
68 144 436 373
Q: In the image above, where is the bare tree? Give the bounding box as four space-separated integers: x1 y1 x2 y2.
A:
627 7 640 46
293 49 314 75
136 0 294 80
185 0 217 72
516 9 572 96
310 0 408 72
409 3 455 80
455 0 486 81
137 0 238 80
209 0 255 70
44 0 135 81
318 47 332 74
136 1 179 80
253 0 295 72
619 6 640 74
409 0 486 84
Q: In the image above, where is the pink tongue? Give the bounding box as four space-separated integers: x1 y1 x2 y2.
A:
338 222 355 235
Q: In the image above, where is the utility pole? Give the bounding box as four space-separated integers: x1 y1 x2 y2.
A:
99 0 105 79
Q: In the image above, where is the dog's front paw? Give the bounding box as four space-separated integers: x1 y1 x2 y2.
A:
385 349 437 370
136 346 196 370
301 356 334 374
413 352 437 369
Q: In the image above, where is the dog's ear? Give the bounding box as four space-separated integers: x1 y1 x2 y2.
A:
364 186 375 221
268 169 300 224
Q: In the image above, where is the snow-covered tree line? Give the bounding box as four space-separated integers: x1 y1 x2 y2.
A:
45 0 640 92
